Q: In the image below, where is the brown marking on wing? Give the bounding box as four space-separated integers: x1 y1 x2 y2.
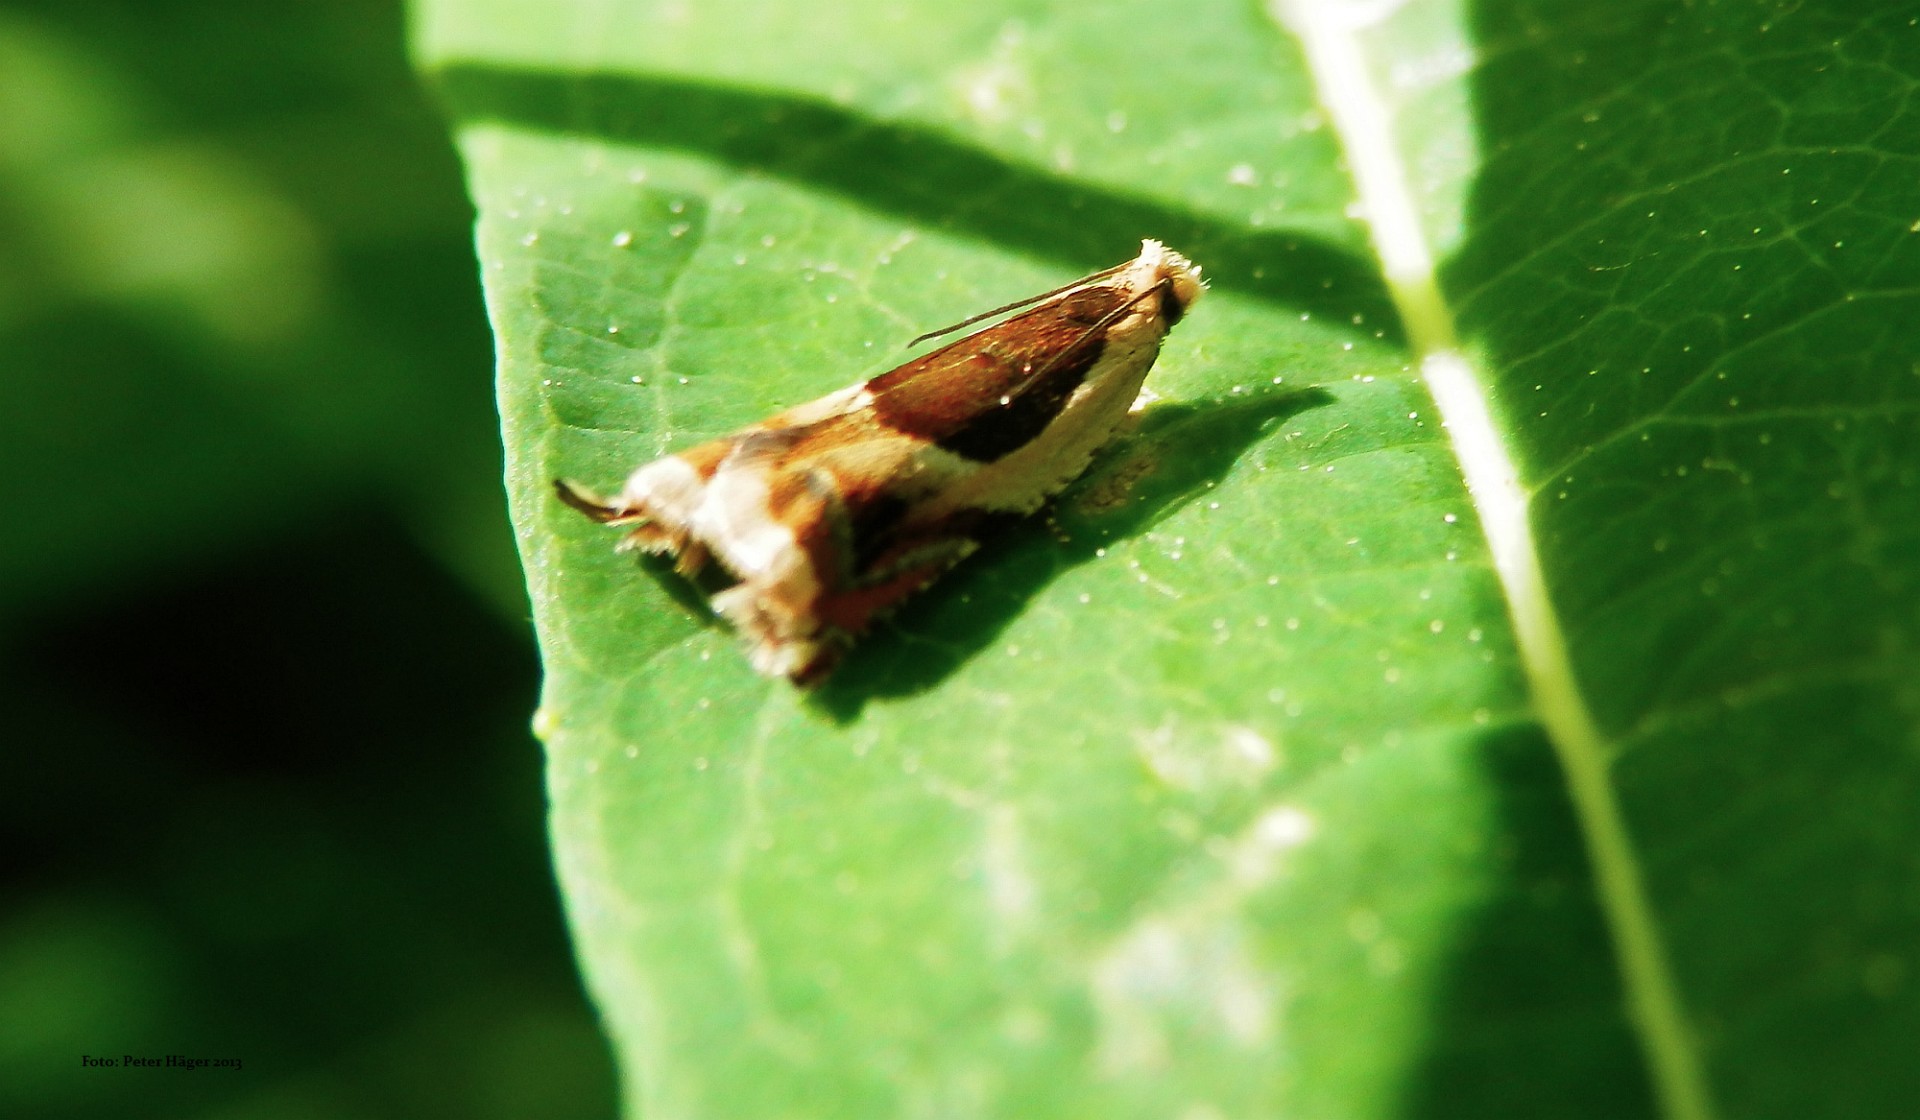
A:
867 286 1127 461
761 464 845 594
676 437 738 479
764 454 924 591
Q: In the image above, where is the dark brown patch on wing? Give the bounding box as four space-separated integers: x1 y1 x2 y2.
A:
1157 279 1189 326
867 286 1127 462
844 490 911 574
811 464 919 583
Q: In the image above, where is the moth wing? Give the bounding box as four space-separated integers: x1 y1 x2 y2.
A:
746 380 872 431
861 290 1120 456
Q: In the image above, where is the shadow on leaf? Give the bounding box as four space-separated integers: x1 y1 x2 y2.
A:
1394 719 1659 1119
811 385 1335 719
431 64 1399 340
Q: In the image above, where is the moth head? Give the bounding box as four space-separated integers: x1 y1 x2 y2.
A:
1137 239 1206 323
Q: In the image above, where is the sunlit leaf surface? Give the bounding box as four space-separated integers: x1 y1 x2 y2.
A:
418 1 1920 1116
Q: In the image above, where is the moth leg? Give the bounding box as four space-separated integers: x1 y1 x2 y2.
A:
779 535 980 686
715 531 978 685
654 538 710 577
711 581 846 685
816 533 980 636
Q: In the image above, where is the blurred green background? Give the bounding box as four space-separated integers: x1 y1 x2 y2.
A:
0 1 617 1116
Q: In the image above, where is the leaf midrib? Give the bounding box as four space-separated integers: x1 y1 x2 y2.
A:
1270 3 1718 1118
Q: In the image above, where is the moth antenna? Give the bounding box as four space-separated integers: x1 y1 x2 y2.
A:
907 259 1132 347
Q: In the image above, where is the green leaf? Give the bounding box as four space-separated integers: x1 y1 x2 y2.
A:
418 0 1920 1116
1437 5 1920 1119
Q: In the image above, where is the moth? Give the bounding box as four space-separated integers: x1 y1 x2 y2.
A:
557 239 1205 685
